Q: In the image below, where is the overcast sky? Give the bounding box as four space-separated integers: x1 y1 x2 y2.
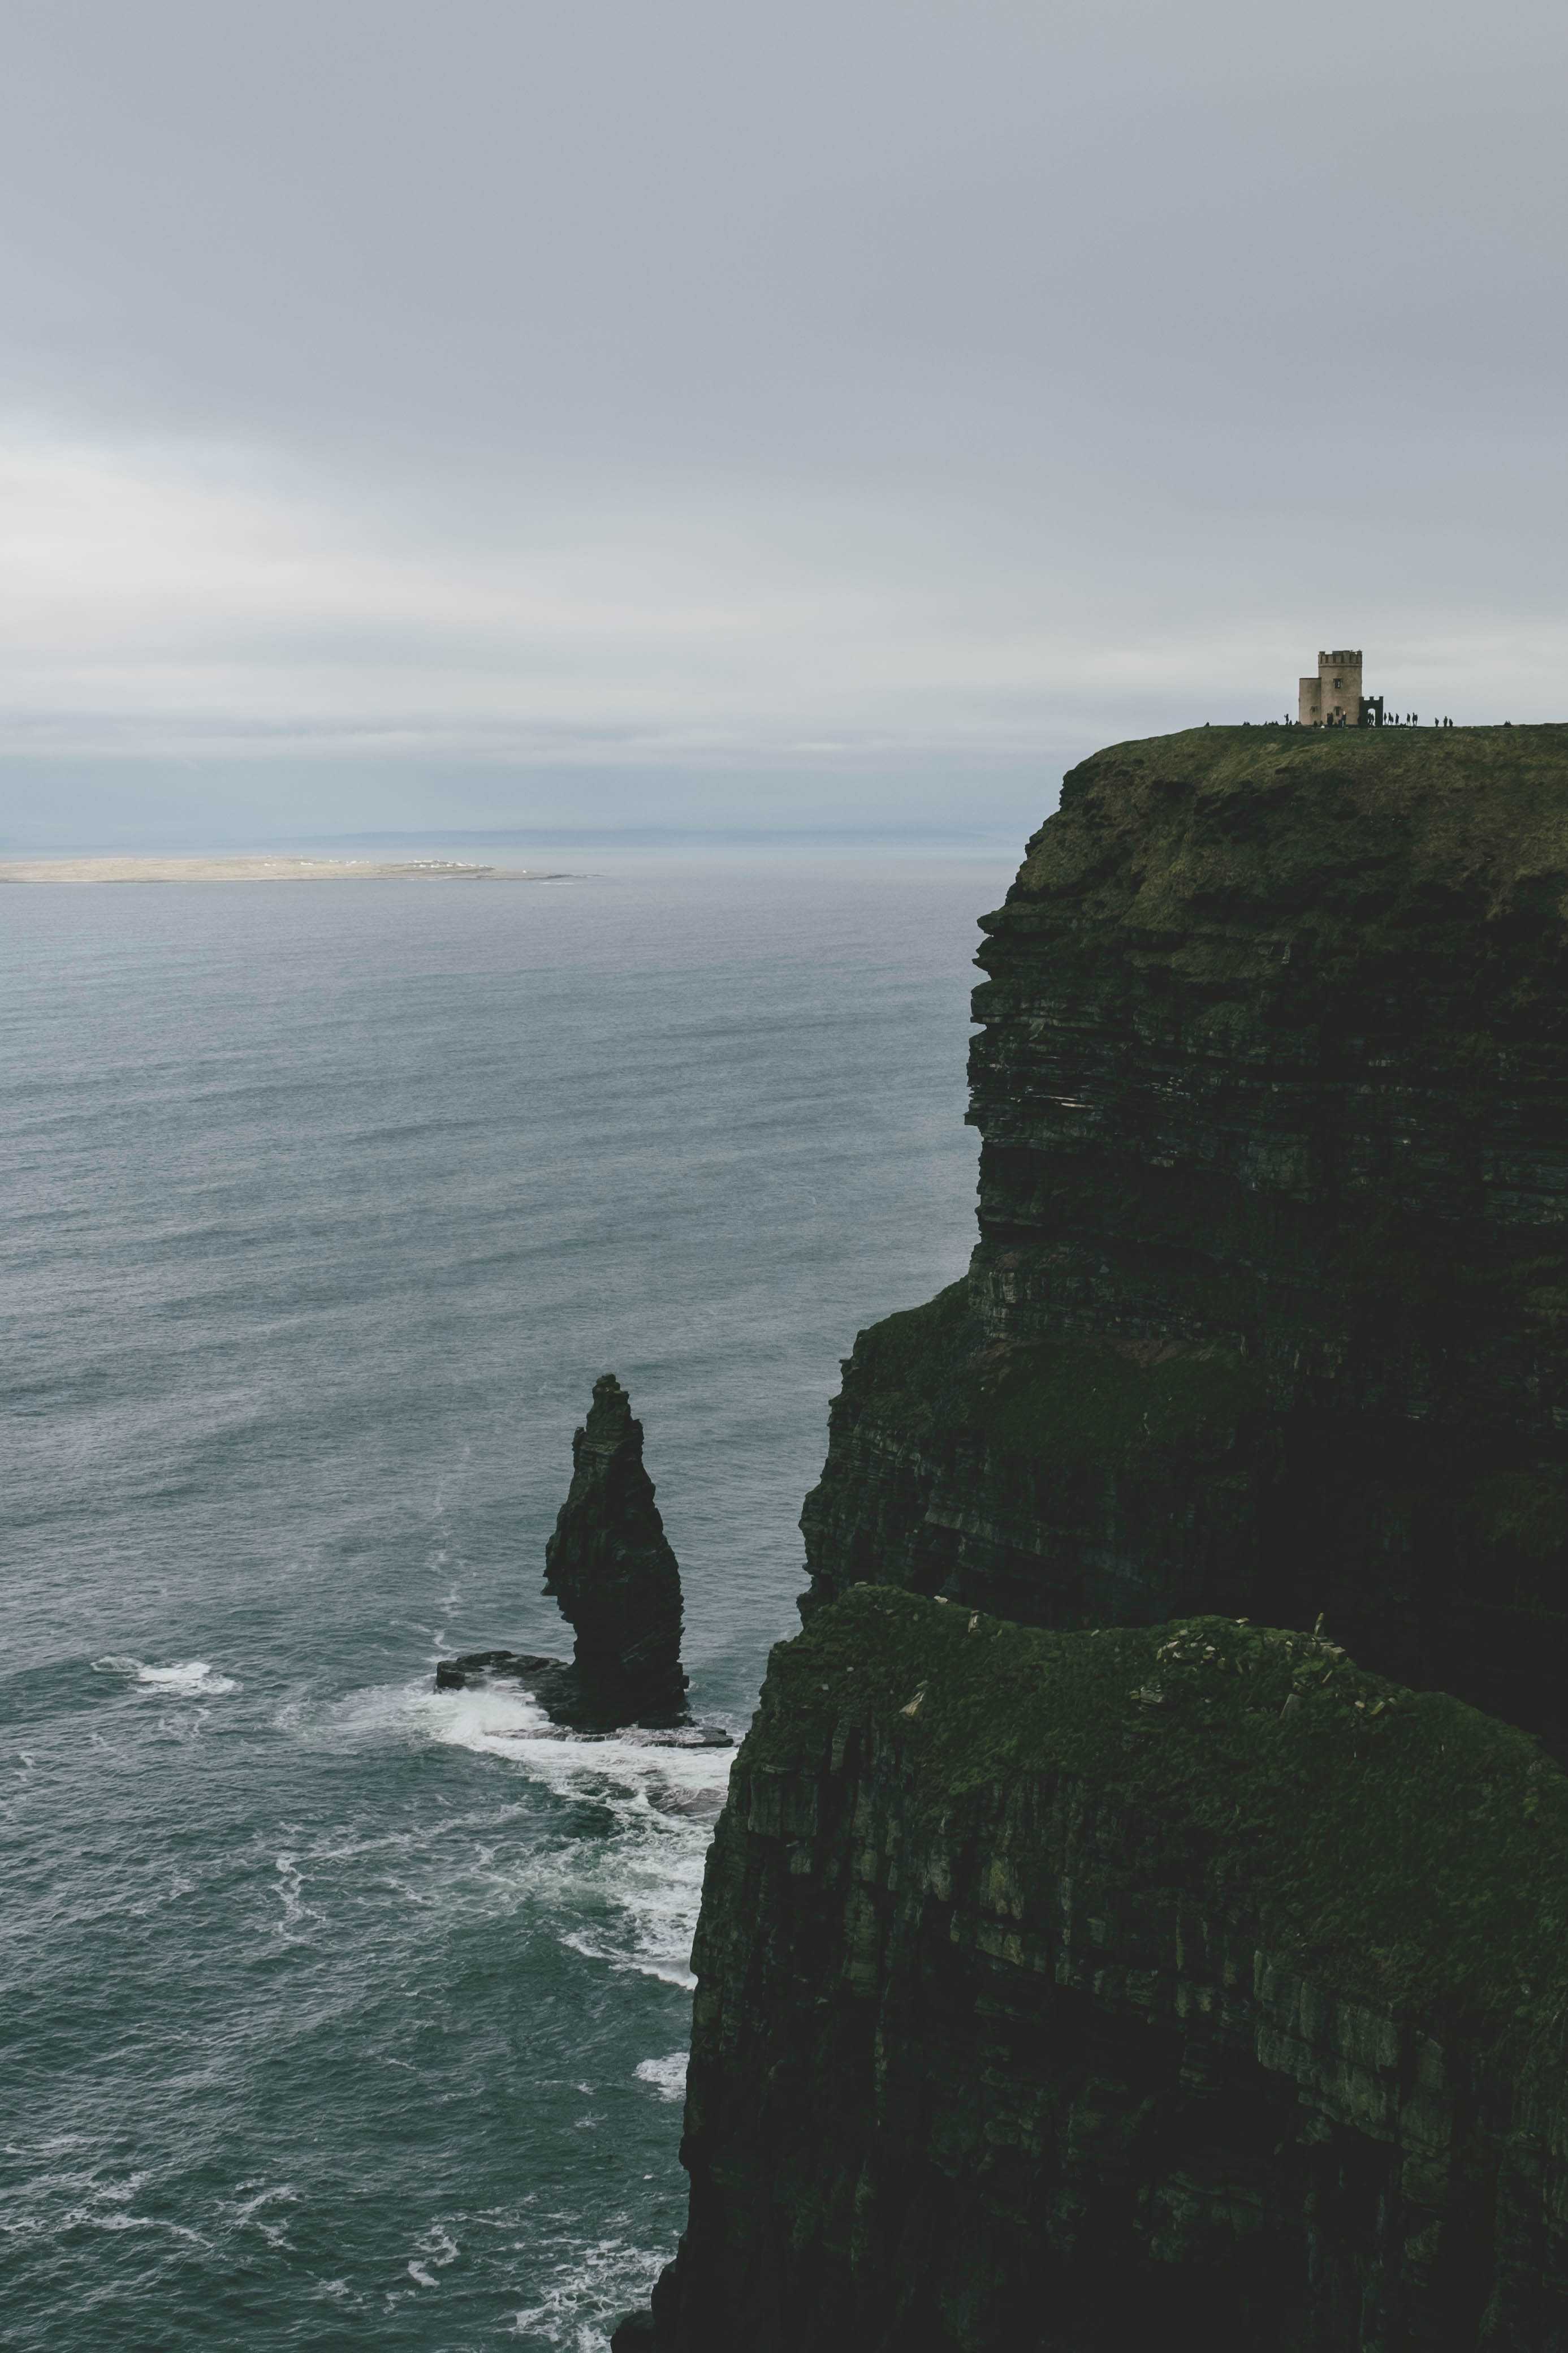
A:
2 0 1565 846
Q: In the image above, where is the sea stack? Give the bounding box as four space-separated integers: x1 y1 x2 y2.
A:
544 1374 688 1726
435 1373 696 1731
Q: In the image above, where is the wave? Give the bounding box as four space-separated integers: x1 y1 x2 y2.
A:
90 1657 240 1697
305 1675 736 1986
502 2227 669 2348
634 2053 688 2103
427 1685 733 1985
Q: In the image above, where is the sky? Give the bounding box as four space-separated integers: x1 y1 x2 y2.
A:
2 0 1565 848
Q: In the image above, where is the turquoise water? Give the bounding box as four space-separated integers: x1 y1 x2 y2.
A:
2 849 1010 2349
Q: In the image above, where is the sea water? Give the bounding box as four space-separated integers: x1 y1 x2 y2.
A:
1 847 1014 2350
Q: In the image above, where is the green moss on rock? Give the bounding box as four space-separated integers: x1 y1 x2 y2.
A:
753 1585 1568 2024
1018 724 1568 966
827 1282 1252 1474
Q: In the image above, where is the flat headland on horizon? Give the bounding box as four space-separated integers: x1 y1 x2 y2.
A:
0 854 564 884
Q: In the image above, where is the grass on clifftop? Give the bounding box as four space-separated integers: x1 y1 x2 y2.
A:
995 725 1568 1014
750 1585 1568 2031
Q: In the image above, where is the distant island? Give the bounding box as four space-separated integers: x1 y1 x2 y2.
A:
0 855 567 884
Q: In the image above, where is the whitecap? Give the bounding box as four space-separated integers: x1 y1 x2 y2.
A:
634 2053 688 2103
301 1674 736 1985
416 2221 459 2269
90 1656 239 1697
271 1854 325 1938
140 1661 238 1696
230 2182 300 2223
561 1930 697 1992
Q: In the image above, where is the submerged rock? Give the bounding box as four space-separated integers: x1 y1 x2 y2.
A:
435 1373 698 1733
434 1648 556 1691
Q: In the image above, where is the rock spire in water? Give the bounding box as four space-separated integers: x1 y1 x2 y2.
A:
543 1373 687 1725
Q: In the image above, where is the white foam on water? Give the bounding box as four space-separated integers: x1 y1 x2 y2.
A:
416 2221 459 2269
313 1675 736 1986
560 1930 696 1993
634 2053 688 2103
228 2182 301 2231
271 1854 326 1941
12 2160 214 2252
504 2230 668 2350
493 1710 733 1987
90 1656 239 1697
213 2180 303 2250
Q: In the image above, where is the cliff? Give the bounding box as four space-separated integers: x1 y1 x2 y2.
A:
610 727 1568 2351
657 1587 1568 2351
803 727 1568 1744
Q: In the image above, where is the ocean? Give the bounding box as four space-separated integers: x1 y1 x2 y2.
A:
1 845 1014 2350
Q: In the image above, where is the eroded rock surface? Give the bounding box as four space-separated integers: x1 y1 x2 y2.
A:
542 1373 688 1725
650 1587 1568 2351
802 726 1568 1743
436 1373 692 1730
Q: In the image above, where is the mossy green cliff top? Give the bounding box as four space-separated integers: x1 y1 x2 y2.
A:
1011 723 1568 969
753 1585 1568 2027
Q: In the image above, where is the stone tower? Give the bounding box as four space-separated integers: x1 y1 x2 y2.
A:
1298 648 1362 726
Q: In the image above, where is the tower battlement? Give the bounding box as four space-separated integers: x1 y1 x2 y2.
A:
1299 647 1364 727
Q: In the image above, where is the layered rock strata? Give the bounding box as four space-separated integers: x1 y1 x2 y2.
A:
647 1586 1568 2351
802 727 1568 1744
543 1372 688 1724
438 1373 690 1729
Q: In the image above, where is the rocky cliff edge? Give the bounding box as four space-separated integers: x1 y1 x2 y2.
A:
657 1586 1568 2351
803 726 1568 1744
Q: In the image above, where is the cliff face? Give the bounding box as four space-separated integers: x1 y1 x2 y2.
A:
803 727 1568 1743
660 1588 1568 2352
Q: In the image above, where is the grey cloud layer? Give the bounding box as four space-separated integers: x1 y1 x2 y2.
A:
1 0 1563 843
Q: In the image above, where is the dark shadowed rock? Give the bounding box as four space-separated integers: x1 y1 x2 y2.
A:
431 1376 716 1736
645 731 1568 2347
434 1649 556 1691
802 724 1568 1748
661 1587 1568 2348
543 1374 688 1726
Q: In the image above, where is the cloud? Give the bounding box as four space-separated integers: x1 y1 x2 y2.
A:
0 0 1563 841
